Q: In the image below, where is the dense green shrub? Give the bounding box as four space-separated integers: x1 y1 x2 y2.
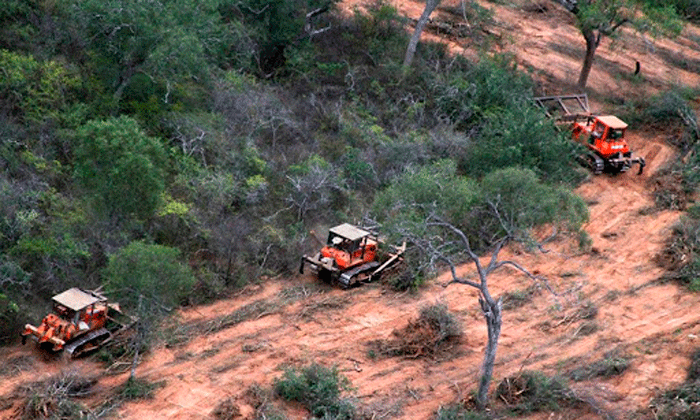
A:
73 116 167 220
478 168 589 237
104 241 196 309
373 163 588 263
461 106 585 184
642 89 699 151
645 0 700 22
0 49 81 123
274 363 354 420
431 55 533 130
372 160 481 233
67 0 230 105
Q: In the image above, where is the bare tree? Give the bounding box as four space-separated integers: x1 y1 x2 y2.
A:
285 156 343 222
404 0 442 67
374 163 587 409
554 0 682 89
416 218 545 408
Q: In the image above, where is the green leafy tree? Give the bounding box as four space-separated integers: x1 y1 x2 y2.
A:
654 0 700 21
104 241 195 377
221 0 337 74
67 0 232 105
432 56 534 130
373 162 587 409
555 0 683 89
0 49 80 123
461 106 584 184
73 116 166 220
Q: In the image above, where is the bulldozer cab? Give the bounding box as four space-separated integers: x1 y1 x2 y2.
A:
588 115 630 157
322 223 378 270
594 116 627 141
300 223 405 287
327 223 371 254
23 287 131 357
534 94 644 175
51 288 107 329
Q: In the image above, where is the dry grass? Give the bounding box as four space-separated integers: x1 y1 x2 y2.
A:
210 397 241 420
164 285 320 348
15 370 97 420
0 355 35 377
495 370 580 414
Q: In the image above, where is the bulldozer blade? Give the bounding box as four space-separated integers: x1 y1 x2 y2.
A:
371 241 407 278
533 94 590 118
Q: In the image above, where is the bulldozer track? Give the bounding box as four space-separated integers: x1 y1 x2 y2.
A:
64 328 111 357
339 261 381 288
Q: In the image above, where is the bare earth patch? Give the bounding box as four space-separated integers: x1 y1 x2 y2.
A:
1 1 699 419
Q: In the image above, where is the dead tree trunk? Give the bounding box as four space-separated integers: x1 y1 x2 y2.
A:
404 0 441 67
476 294 502 409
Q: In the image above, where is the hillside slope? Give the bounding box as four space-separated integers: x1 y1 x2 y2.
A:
1 1 699 419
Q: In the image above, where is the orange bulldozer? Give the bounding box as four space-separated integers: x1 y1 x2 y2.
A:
534 94 645 175
299 223 406 288
22 287 133 358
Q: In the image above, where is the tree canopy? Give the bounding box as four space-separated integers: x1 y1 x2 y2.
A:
73 116 167 220
104 241 195 310
67 0 230 105
373 161 588 255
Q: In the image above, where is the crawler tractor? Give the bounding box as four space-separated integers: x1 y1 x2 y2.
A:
299 223 406 288
534 94 645 174
22 287 132 358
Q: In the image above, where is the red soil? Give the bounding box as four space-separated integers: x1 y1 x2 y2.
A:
2 1 699 419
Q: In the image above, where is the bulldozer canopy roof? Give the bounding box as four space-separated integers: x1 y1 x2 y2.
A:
52 288 104 311
329 223 371 241
597 115 628 129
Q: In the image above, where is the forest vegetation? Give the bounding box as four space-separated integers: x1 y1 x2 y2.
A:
1 2 700 411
